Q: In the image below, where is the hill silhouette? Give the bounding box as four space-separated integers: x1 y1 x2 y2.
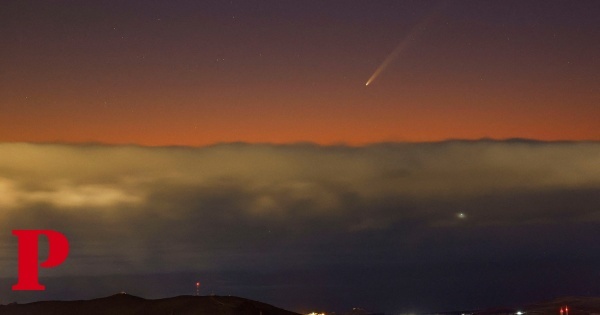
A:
0 293 300 315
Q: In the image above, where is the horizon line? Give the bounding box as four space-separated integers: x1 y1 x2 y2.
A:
1 137 599 149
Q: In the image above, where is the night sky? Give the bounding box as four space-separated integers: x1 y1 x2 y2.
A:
1 1 600 314
2 0 599 144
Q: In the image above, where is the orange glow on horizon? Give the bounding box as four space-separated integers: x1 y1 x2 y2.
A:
1 103 598 145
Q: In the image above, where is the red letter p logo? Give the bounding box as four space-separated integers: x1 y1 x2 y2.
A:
12 230 69 291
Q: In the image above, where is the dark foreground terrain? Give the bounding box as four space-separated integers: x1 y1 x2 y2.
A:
0 294 300 315
470 296 600 315
522 296 600 315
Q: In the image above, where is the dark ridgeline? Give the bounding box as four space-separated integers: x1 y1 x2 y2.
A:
0 294 300 315
4 295 600 315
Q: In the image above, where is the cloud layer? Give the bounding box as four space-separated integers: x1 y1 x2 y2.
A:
0 141 599 310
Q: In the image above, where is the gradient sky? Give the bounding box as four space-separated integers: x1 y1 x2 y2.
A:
1 0 598 145
1 1 600 314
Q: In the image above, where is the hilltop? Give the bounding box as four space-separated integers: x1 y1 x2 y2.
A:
0 293 300 315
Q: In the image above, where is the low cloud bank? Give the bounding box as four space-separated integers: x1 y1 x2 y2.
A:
0 141 598 278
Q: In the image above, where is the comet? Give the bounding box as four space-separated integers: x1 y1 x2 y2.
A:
365 2 447 86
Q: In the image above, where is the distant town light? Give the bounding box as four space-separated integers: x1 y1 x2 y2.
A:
516 311 524 315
